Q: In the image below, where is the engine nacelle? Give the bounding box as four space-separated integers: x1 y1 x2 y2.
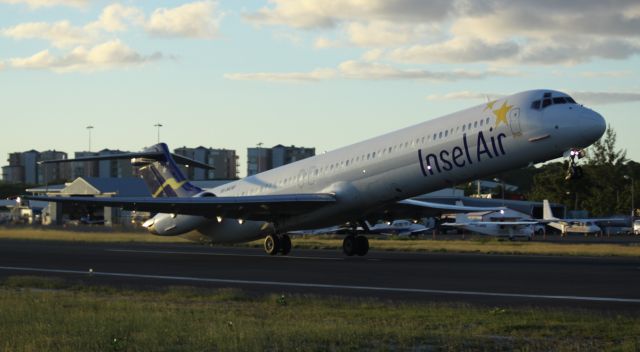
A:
143 213 210 236
143 191 218 236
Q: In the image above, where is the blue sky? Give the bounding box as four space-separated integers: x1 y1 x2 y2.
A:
1 0 639 177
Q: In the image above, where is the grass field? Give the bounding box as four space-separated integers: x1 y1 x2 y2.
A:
1 226 640 257
0 227 190 244
1 275 638 351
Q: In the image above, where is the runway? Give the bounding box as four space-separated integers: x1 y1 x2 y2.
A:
0 239 639 311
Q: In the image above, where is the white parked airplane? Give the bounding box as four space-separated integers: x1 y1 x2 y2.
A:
30 90 606 256
542 199 622 236
442 211 538 240
368 220 431 236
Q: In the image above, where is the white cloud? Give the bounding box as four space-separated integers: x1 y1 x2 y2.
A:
314 37 341 49
247 0 640 66
225 60 518 83
10 40 162 72
224 68 336 82
146 1 220 39
2 21 94 48
424 90 640 106
346 21 439 47
426 91 504 101
389 38 520 64
87 3 145 32
245 0 454 29
0 0 87 8
579 71 634 78
571 92 640 105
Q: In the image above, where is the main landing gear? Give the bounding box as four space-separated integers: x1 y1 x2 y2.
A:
565 148 585 180
342 235 369 256
264 234 292 256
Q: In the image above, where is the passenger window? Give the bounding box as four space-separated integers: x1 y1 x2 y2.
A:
444 130 448 137
468 123 472 130
479 119 484 126
486 117 490 124
542 99 552 108
462 125 466 131
433 133 437 140
474 121 478 128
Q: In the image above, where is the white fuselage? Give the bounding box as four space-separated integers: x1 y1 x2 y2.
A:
148 90 606 243
548 221 602 235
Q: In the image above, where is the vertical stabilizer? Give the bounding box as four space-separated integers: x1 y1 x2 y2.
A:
542 200 557 220
133 143 202 198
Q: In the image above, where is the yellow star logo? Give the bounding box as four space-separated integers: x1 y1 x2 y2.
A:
484 100 497 111
493 101 512 127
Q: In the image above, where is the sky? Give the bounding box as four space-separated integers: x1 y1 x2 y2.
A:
1 0 639 177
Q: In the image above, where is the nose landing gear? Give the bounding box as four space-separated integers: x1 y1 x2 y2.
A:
565 149 585 180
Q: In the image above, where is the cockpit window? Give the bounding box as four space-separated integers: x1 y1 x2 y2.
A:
531 93 577 110
531 100 541 110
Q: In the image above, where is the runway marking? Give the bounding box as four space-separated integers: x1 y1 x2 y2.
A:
106 249 345 261
0 265 639 304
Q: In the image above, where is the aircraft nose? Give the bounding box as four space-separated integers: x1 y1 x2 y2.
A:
581 109 606 143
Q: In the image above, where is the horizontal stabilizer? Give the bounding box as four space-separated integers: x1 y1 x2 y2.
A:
39 146 213 170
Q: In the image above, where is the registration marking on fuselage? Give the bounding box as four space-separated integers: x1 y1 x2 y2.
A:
0 265 638 304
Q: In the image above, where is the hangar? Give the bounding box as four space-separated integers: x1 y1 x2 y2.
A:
27 177 150 226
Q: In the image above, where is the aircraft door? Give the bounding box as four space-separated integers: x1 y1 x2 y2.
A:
508 108 522 136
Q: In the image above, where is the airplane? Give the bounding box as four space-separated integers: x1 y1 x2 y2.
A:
367 219 431 237
28 89 606 256
442 210 538 240
542 199 623 236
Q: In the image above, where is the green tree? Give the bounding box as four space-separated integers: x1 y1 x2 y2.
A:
528 125 632 217
587 125 627 166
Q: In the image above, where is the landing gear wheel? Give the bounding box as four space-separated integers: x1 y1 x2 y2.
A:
343 235 357 256
355 235 369 256
264 234 280 256
280 234 292 256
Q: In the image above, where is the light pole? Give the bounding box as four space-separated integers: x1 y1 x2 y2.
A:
493 177 505 205
256 142 263 174
624 175 635 226
154 123 163 143
86 125 94 151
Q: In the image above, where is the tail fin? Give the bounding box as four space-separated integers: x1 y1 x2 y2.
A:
133 143 202 198
542 200 556 220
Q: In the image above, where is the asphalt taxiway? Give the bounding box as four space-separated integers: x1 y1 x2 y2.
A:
0 239 638 311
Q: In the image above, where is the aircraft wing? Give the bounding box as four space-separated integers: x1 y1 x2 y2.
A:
443 221 537 226
361 199 504 223
25 194 336 221
399 199 505 212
